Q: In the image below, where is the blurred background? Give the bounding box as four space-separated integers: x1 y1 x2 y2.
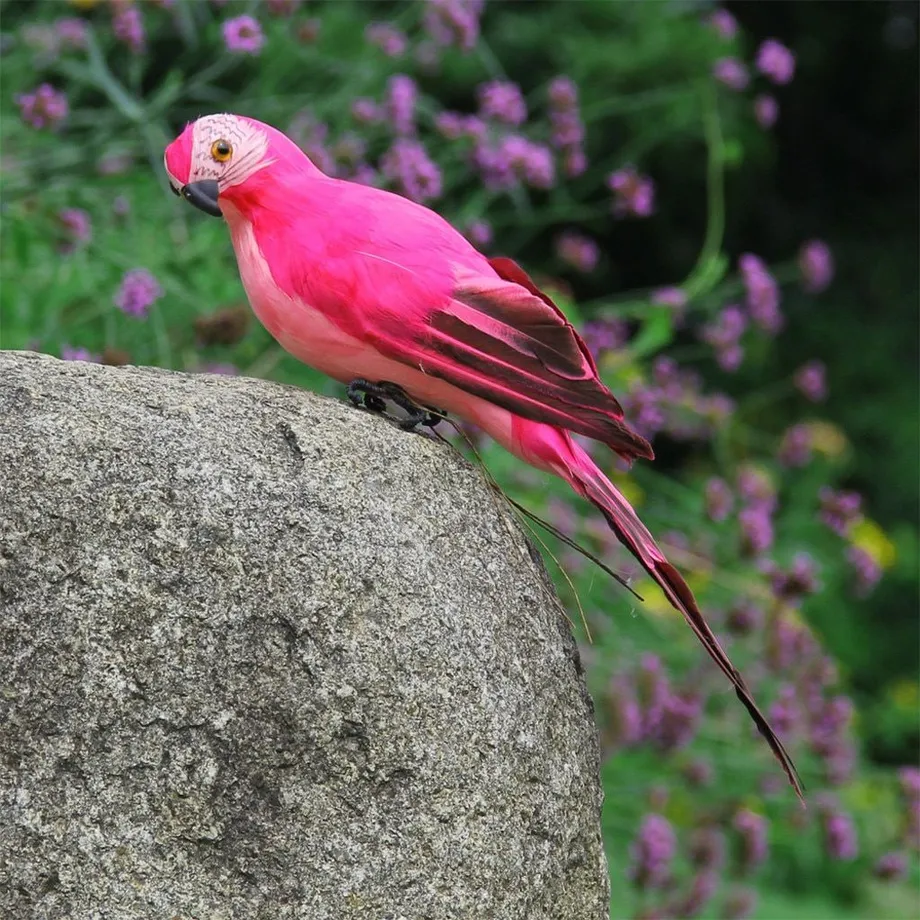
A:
1 1 917 917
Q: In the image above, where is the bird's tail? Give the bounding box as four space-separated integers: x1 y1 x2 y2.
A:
562 439 805 802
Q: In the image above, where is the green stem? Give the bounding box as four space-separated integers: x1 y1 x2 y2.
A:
84 29 145 124
580 85 697 120
681 81 726 302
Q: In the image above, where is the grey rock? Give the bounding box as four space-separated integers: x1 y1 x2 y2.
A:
0 350 609 920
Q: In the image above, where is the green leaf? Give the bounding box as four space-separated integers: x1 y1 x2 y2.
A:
629 306 673 358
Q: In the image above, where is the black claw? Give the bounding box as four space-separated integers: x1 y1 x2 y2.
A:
346 379 449 432
346 379 370 408
423 407 447 429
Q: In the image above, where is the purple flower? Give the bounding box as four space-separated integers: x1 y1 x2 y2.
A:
819 487 863 536
469 140 510 190
690 826 725 872
365 22 407 56
708 9 739 40
675 870 720 919
651 286 687 309
55 17 88 50
739 254 783 334
112 195 131 218
756 39 796 85
114 268 163 319
608 166 654 217
705 477 734 523
434 111 465 139
794 360 828 402
682 758 714 787
846 546 882 597
351 98 383 124
548 75 579 108
423 0 483 52
441 112 487 141
778 423 814 467
652 356 680 389
629 814 676 890
769 683 800 738
477 80 527 126
380 139 442 202
547 76 586 174
701 305 747 371
713 57 750 91
874 851 908 881
464 219 492 248
754 94 779 128
386 74 418 135
581 318 627 358
739 506 773 556
332 134 367 167
654 691 702 751
799 239 835 292
727 602 763 635
556 232 598 273
562 148 587 178
822 808 859 860
61 344 99 363
288 113 335 174
351 164 379 187
722 887 758 920
767 618 811 671
16 83 68 130
768 553 821 602
223 15 265 55
57 208 92 253
484 135 555 189
899 766 920 798
624 381 666 440
112 4 145 53
823 739 857 787
732 809 769 873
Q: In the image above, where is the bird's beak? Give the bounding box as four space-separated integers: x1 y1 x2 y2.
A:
180 179 222 218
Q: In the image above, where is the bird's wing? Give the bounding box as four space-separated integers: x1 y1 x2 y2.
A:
343 251 652 459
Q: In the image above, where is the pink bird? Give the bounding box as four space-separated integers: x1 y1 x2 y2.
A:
165 114 803 800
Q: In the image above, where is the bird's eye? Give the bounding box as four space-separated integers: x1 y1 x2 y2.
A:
211 139 233 162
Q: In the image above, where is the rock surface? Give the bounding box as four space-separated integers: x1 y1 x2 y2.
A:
0 350 609 919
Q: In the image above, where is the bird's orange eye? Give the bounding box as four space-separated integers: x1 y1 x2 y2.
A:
211 139 233 162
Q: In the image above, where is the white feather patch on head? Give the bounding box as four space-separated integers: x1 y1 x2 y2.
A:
191 113 274 189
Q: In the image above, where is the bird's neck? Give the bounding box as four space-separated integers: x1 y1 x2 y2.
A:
220 162 324 226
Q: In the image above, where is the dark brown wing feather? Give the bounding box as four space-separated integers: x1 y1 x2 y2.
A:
422 258 652 459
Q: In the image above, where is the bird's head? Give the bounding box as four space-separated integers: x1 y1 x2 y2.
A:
164 113 314 218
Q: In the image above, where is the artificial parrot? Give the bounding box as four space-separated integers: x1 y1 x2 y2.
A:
164 114 803 800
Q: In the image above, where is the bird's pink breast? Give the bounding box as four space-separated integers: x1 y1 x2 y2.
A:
224 209 518 450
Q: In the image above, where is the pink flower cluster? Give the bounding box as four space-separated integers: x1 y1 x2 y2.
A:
608 166 654 218
114 269 163 319
16 83 68 129
547 76 586 177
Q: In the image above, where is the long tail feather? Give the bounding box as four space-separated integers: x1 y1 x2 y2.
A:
568 450 805 803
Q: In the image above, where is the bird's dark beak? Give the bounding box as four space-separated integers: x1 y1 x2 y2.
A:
180 179 221 218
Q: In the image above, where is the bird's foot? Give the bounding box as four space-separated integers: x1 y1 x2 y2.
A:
346 379 446 430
